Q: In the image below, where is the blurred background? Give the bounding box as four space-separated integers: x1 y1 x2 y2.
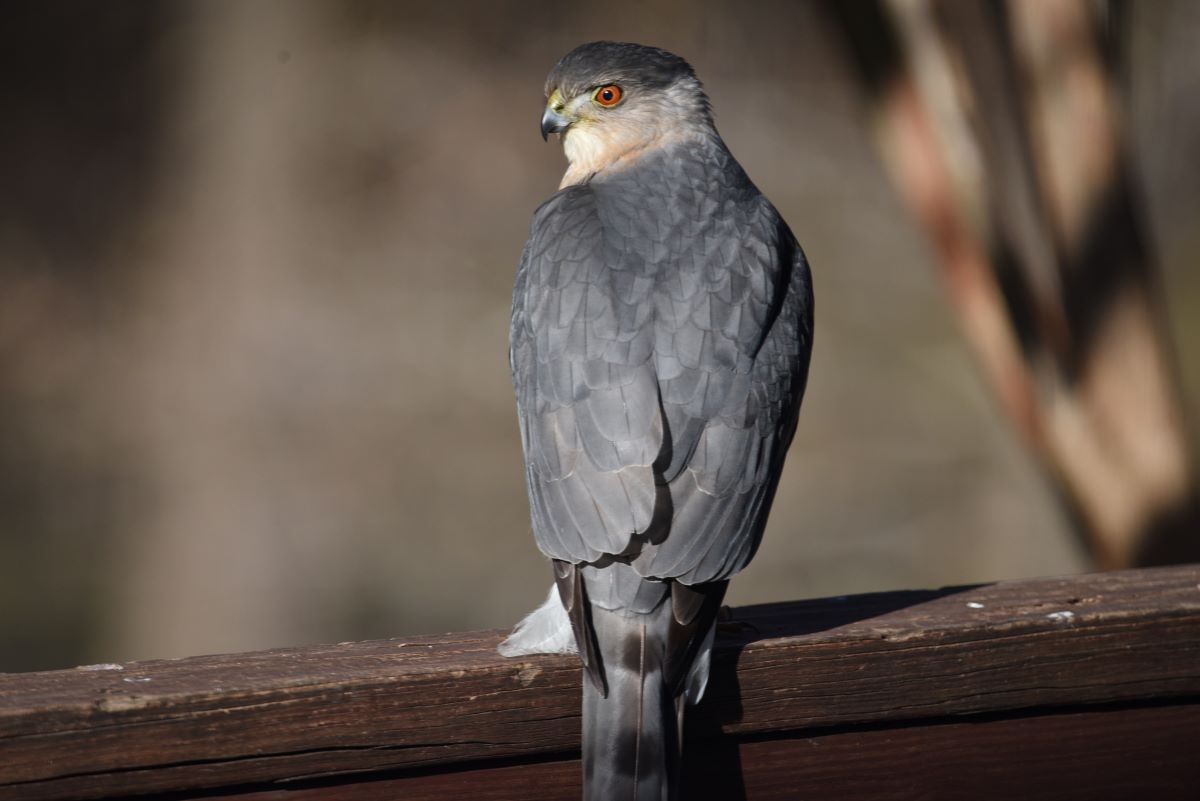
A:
1 0 1197 673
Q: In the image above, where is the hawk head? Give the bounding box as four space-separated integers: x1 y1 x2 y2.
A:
540 42 714 185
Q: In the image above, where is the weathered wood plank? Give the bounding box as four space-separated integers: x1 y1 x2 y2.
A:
176 702 1200 801
1 565 1198 800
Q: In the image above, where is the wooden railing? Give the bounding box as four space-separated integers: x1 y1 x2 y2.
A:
2 564 1198 800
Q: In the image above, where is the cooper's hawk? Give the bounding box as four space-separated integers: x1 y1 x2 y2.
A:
501 41 813 800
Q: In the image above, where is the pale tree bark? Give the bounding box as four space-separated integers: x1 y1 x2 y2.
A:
825 0 1198 568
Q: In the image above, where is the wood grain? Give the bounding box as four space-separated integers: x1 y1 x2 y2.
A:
1 565 1198 799
179 702 1200 801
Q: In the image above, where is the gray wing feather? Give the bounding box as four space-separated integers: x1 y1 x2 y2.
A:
513 188 663 563
633 200 813 585
512 142 813 585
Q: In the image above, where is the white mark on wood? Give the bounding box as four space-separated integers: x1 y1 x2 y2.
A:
966 602 985 609
122 676 153 684
97 695 148 712
517 666 542 687
78 663 124 671
1046 610 1076 622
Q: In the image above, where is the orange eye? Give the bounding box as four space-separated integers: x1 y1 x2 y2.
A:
593 84 623 107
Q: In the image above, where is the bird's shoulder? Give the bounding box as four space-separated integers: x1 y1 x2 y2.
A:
529 182 601 237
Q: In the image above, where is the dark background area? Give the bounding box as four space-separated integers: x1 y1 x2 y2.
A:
1 0 1196 672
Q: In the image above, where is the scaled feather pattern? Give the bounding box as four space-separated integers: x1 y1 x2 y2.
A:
505 40 813 801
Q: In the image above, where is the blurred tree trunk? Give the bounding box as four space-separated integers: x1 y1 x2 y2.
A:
824 0 1199 568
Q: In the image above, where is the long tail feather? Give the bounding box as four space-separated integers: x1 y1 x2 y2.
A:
583 601 679 800
577 567 728 801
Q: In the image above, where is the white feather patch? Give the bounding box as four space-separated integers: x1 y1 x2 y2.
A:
497 584 578 657
684 621 717 705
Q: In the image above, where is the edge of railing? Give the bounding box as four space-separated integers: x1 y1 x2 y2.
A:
2 564 1199 800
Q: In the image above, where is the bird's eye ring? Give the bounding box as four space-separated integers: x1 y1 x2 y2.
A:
593 84 623 107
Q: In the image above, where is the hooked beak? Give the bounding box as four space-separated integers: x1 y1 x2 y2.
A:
540 106 570 141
